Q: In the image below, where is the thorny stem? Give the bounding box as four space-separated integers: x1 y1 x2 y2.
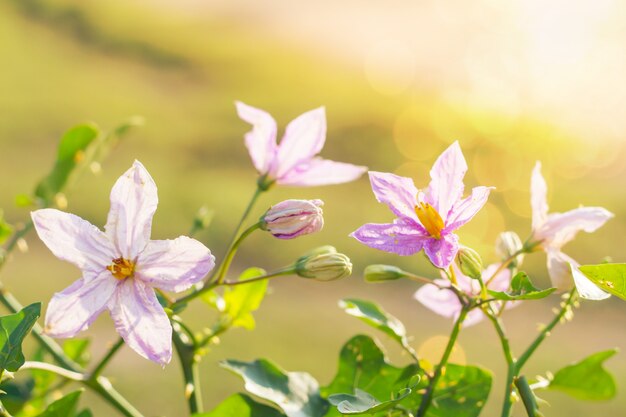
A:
416 306 469 417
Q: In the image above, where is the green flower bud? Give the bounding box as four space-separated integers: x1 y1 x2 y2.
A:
363 264 406 282
295 249 352 281
457 246 483 280
495 231 524 267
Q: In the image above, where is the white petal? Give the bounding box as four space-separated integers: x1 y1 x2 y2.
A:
537 207 613 249
235 101 278 174
546 250 576 291
136 237 215 292
105 161 158 259
32 209 115 280
278 157 366 187
45 273 118 338
531 162 549 231
109 279 172 365
426 141 467 218
570 264 610 301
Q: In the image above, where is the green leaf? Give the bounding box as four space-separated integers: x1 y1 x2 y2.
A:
62 339 91 367
221 268 269 330
221 359 328 417
35 389 83 417
322 335 424 416
0 378 34 414
35 125 100 203
0 303 41 372
429 364 492 417
548 349 617 401
198 393 285 417
339 299 416 358
579 264 626 301
76 409 93 417
0 210 13 245
329 388 412 415
488 272 555 300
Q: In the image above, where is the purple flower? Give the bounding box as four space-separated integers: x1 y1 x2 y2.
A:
235 101 367 186
351 142 492 268
530 162 613 300
414 263 514 327
261 199 324 239
31 161 215 365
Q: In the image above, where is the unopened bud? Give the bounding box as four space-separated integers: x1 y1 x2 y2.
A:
495 231 524 267
295 248 352 281
363 264 406 282
261 199 324 239
457 246 483 280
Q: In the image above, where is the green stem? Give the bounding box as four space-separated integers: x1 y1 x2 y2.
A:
515 376 540 417
214 222 261 284
86 377 145 417
0 221 34 269
486 313 516 417
21 361 85 381
90 338 125 379
485 247 527 286
172 323 203 414
416 306 468 417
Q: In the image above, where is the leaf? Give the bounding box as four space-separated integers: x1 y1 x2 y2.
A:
63 339 91 367
35 389 83 417
35 125 100 203
221 268 269 330
547 349 617 401
579 264 626 301
339 299 416 358
76 409 93 417
322 335 424 416
428 364 492 417
0 378 34 414
198 393 285 417
0 211 13 245
0 303 41 372
221 358 328 417
488 272 555 301
329 388 411 415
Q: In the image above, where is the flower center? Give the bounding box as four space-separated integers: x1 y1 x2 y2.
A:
107 257 135 280
415 202 445 239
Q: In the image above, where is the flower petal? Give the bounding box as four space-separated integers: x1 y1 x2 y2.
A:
105 161 158 259
444 186 493 231
414 280 461 319
426 141 468 217
423 233 459 268
235 101 278 174
44 273 118 338
350 219 427 256
536 207 613 249
31 209 115 280
531 162 549 231
109 279 172 365
365 171 419 222
483 263 512 293
275 107 326 178
136 237 215 292
570 263 611 301
277 157 366 187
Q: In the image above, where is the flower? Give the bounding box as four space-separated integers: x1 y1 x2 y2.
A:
31 161 215 365
261 199 324 239
530 162 613 300
351 142 492 268
414 263 513 327
235 101 367 187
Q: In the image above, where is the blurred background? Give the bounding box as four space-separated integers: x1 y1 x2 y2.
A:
1 0 626 415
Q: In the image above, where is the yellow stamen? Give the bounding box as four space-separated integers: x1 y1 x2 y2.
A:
415 202 445 239
107 257 135 280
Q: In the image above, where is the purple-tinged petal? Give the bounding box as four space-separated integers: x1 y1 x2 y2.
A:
109 279 172 365
32 209 115 280
275 107 326 178
365 171 419 222
235 101 278 174
423 233 459 269
105 161 158 259
483 263 512 292
570 263 611 301
277 157 366 187
536 207 614 249
413 280 484 327
531 162 549 231
136 237 215 292
444 186 493 231
350 219 428 256
546 249 577 291
427 141 468 217
44 273 118 338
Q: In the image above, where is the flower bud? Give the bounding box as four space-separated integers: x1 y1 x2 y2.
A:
295 248 352 281
363 264 406 282
457 246 483 280
495 231 524 267
260 199 324 239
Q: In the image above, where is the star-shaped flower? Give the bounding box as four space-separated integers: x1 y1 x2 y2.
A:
236 101 367 187
351 142 492 268
32 161 215 365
